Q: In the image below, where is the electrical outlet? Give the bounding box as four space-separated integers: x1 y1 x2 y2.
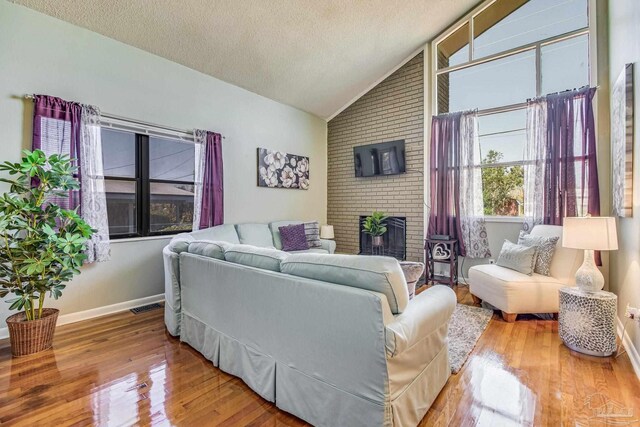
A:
625 304 640 322
489 258 495 264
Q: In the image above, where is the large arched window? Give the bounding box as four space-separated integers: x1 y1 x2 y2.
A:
432 0 592 217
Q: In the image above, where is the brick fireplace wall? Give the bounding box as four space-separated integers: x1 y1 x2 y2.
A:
327 52 424 262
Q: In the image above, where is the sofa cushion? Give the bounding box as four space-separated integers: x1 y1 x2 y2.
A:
269 221 302 249
469 263 566 313
518 231 559 276
168 233 194 253
279 224 309 251
530 225 582 284
188 240 231 259
303 221 322 248
281 254 409 314
287 248 329 255
236 224 275 247
496 240 537 275
191 224 240 244
224 244 288 272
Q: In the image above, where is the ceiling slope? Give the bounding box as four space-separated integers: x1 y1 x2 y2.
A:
10 0 477 119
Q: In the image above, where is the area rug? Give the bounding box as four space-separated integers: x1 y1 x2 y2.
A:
447 303 493 374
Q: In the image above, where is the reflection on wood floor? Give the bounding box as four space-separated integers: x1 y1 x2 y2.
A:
0 285 638 426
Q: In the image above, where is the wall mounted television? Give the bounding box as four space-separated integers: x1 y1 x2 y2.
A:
354 140 406 177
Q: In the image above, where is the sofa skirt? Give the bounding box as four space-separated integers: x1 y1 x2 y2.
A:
180 312 390 427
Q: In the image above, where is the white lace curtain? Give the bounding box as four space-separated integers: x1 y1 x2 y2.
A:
192 129 207 231
523 99 547 232
459 112 491 258
80 105 110 262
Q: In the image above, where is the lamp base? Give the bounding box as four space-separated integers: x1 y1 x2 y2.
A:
575 249 604 292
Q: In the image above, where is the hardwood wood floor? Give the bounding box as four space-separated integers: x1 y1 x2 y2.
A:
0 285 638 426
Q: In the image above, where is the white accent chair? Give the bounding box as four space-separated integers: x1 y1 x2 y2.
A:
468 225 583 322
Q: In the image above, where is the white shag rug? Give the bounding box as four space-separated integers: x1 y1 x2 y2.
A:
447 303 493 373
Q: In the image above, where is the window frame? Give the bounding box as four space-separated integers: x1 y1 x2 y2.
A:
430 0 596 219
103 130 195 239
433 14 591 115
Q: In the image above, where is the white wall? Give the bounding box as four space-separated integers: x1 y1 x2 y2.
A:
0 2 327 329
608 0 640 370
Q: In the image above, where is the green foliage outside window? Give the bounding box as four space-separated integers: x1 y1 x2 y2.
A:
481 150 524 216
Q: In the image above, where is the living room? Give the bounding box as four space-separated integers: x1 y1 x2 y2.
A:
0 0 639 426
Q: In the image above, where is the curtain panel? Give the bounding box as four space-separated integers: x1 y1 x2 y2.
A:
524 87 600 263
524 87 600 225
32 95 110 262
459 113 491 258
523 99 548 231
79 105 110 263
545 87 600 222
193 129 224 230
32 95 82 210
428 112 490 258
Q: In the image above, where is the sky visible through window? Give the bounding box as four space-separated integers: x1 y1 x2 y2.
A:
444 0 589 164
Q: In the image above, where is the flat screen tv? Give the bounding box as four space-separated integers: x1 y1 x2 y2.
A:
354 140 406 177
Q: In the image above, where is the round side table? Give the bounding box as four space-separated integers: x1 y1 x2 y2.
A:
558 287 617 357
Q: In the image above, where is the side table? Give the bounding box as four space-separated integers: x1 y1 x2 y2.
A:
558 287 617 357
399 261 424 300
425 238 458 287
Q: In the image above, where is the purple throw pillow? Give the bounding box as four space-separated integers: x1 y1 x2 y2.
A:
279 224 309 251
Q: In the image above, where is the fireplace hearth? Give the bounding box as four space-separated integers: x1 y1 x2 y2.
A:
359 216 406 260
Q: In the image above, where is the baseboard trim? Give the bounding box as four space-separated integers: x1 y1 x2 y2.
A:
0 294 165 340
617 316 640 380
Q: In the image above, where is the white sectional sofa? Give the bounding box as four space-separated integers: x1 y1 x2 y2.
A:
163 221 457 427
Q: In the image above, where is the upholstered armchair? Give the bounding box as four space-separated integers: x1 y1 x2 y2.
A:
468 225 583 322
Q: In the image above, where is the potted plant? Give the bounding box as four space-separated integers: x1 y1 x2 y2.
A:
362 211 389 247
0 150 93 356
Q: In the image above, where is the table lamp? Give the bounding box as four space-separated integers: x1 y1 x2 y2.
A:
320 225 334 239
562 216 618 292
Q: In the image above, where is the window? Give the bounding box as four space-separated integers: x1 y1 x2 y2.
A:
433 0 591 216
102 128 195 238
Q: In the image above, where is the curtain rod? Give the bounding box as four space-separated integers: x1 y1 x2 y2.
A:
526 85 600 103
441 85 601 117
23 94 225 139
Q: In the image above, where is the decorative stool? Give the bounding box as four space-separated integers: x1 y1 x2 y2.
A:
399 261 425 299
558 287 617 357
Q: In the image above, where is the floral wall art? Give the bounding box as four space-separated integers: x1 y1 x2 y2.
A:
257 148 310 190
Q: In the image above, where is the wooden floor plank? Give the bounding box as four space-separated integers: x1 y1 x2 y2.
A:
0 285 638 426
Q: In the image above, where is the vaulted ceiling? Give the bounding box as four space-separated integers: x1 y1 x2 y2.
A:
11 0 477 119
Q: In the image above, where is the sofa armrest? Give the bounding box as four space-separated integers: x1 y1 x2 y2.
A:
384 285 456 357
163 246 182 336
319 238 336 254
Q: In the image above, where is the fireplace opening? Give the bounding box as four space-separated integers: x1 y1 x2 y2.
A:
359 216 406 260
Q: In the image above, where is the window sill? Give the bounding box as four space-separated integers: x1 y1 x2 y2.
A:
483 216 524 224
110 235 175 244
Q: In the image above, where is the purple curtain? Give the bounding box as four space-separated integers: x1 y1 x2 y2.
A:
428 112 466 255
199 132 224 229
32 95 82 210
544 87 601 264
544 87 600 223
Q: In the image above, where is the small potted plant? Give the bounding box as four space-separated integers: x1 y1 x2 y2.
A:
0 150 94 357
362 211 389 247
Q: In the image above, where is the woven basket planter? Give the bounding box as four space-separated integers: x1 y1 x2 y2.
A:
6 308 59 357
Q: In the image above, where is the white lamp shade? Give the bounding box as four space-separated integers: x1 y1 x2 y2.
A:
562 216 618 250
320 225 335 239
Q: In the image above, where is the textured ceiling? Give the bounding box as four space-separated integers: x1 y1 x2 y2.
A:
10 0 477 119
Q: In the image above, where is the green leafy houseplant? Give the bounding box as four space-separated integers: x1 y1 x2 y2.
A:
0 150 94 322
362 211 389 237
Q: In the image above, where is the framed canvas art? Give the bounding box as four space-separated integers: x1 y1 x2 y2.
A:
257 148 309 190
612 63 634 217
